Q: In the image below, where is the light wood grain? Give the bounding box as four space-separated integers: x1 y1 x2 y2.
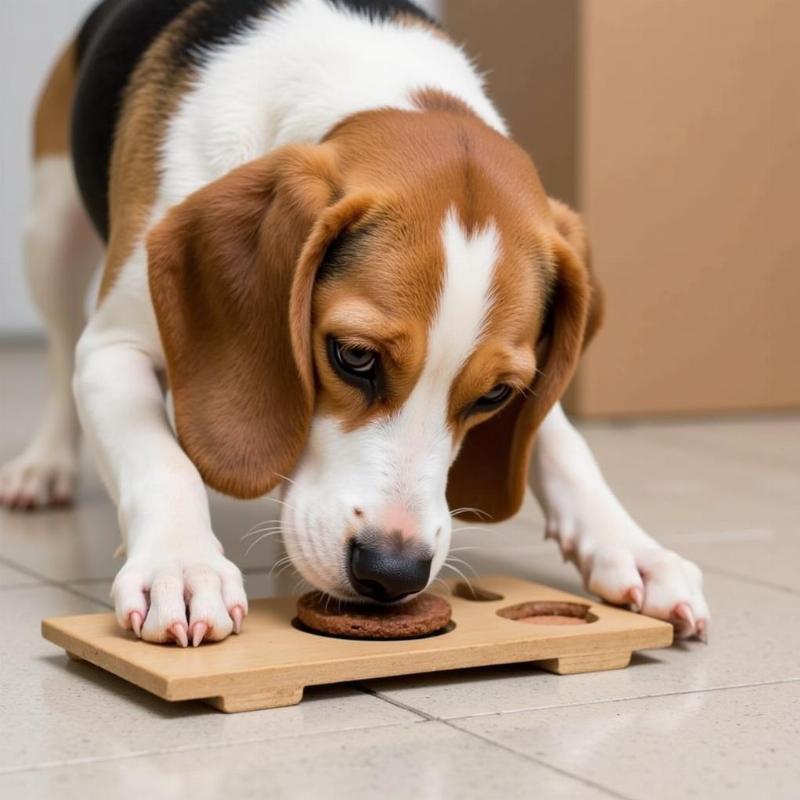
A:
42 576 673 713
537 650 633 675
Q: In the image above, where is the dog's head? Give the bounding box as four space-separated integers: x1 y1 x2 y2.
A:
148 107 599 601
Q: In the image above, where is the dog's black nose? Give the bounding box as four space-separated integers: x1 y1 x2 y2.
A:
348 540 432 603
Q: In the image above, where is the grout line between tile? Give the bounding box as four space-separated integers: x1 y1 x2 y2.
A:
0 579 43 591
661 527 775 544
362 683 800 799
0 582 51 592
0 554 52 584
356 684 628 799
0 554 113 610
442 677 800 799
0 718 428 777
443 676 800 722
583 416 800 471
355 684 436 720
442 722 633 800
61 584 114 609
470 527 778 549
689 561 800 598
635 428 800 474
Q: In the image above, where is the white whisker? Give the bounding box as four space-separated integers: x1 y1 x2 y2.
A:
292 575 312 595
441 561 475 592
447 556 480 579
269 497 297 512
243 517 295 529
449 506 491 520
274 560 299 581
274 472 298 487
432 577 453 595
241 527 285 541
267 555 293 578
241 519 299 540
245 531 287 555
245 517 284 528
451 526 499 536
242 528 295 543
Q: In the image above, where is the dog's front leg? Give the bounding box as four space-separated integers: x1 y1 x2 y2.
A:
530 403 709 640
74 321 247 647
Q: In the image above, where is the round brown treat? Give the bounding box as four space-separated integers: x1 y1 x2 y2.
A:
296 592 452 640
519 614 587 626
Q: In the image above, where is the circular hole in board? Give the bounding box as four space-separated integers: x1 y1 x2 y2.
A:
291 618 457 641
496 601 598 626
452 582 504 602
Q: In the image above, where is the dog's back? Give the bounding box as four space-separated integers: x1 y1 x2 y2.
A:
71 0 436 240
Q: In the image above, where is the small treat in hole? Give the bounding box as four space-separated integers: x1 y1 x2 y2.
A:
497 600 597 626
296 592 452 640
452 582 504 602
520 614 586 626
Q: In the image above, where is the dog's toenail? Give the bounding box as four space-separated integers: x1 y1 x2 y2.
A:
192 622 208 647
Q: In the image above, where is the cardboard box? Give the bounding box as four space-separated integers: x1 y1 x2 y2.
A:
446 0 800 416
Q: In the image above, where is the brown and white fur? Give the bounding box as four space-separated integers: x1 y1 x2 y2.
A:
0 0 708 646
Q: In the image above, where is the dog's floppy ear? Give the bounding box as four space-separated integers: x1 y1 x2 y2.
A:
447 200 603 522
547 199 605 348
147 145 368 498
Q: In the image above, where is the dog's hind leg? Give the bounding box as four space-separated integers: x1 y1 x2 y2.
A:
0 42 103 510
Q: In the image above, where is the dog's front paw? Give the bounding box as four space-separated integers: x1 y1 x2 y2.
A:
112 547 248 647
584 544 710 641
0 447 77 510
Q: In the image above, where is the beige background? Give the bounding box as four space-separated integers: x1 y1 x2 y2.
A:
448 0 580 207
449 0 800 416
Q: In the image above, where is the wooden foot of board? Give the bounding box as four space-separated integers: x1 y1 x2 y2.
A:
206 686 304 713
66 650 83 662
536 651 632 675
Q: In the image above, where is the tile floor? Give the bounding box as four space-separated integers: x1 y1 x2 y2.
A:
1 341 798 799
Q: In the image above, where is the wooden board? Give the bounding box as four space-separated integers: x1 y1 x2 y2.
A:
41 576 673 713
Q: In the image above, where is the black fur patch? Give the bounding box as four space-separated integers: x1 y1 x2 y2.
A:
72 0 199 239
328 0 434 24
70 0 434 241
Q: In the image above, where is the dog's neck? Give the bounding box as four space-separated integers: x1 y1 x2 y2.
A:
159 0 506 210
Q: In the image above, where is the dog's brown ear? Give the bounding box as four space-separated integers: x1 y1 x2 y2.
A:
547 199 605 349
147 145 369 498
447 200 602 522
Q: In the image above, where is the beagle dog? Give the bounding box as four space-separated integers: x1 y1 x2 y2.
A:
1 0 709 646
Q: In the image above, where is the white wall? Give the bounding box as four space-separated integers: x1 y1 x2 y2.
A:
0 0 98 336
0 0 442 337
415 0 442 19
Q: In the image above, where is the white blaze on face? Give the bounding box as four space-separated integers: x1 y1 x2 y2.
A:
390 208 501 486
283 208 501 595
429 208 501 397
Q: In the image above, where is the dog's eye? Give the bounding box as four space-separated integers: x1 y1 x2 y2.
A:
327 336 381 400
336 343 376 374
471 384 513 414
